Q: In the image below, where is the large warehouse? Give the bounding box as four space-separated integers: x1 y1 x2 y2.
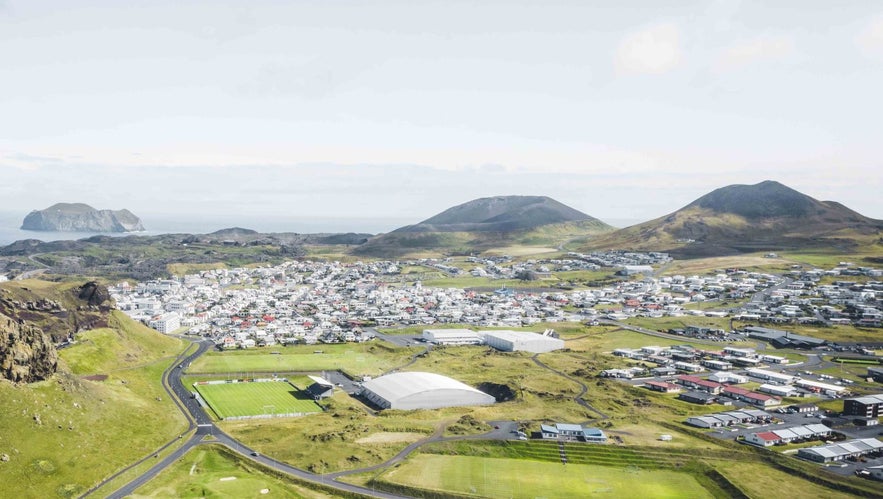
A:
482 330 564 353
422 328 483 345
359 372 495 410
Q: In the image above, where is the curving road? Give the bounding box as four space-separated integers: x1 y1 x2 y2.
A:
92 338 411 499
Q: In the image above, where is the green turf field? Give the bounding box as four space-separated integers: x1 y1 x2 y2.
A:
194 381 323 419
188 343 411 376
378 454 713 499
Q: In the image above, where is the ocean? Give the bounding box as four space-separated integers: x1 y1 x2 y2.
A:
0 211 414 247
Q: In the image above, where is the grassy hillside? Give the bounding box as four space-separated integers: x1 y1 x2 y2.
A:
0 309 187 498
577 181 883 258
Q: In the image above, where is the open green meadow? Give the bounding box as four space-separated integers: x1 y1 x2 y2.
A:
131 445 333 498
187 343 414 377
376 454 713 499
194 381 323 419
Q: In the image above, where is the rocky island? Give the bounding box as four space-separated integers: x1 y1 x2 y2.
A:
21 203 145 233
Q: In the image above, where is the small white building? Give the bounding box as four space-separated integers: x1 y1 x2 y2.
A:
709 372 748 384
758 384 798 397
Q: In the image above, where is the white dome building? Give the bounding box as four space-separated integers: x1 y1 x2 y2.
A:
360 372 495 410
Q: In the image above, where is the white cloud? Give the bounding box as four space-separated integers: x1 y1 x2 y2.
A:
713 35 796 72
615 23 682 75
856 15 883 58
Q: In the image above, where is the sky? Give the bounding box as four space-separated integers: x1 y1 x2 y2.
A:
1 0 881 229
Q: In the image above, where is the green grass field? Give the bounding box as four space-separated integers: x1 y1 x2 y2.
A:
188 343 413 377
377 454 713 499
194 381 323 419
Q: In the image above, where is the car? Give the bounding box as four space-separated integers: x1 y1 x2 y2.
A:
251 451 259 457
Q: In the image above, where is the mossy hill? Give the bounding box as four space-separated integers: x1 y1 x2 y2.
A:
355 196 613 257
582 180 883 257
21 203 145 232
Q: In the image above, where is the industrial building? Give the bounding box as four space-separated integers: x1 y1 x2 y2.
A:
421 329 483 345
359 371 495 410
685 410 772 428
746 368 795 385
798 438 883 463
482 330 564 353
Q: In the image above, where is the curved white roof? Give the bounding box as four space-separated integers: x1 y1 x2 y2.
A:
361 371 495 410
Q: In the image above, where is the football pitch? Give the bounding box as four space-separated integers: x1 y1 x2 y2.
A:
194 381 323 419
379 454 713 499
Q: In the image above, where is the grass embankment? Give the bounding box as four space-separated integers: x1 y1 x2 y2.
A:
131 445 336 499
0 312 187 498
187 342 416 378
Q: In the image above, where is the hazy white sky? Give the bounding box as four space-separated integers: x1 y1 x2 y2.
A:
1 0 881 226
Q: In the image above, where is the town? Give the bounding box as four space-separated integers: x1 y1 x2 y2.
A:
110 254 882 351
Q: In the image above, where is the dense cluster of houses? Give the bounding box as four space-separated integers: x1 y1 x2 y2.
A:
108 254 881 350
106 255 718 346
108 260 594 347
733 263 883 328
606 344 788 378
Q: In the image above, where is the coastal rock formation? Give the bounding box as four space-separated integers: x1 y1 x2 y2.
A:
21 203 145 233
0 312 58 383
